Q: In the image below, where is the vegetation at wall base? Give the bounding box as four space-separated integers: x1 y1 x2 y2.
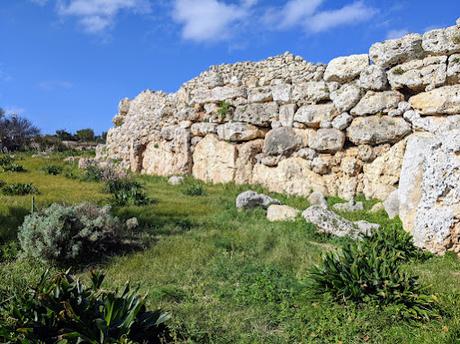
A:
105 178 150 206
309 227 439 320
0 270 171 343
42 164 63 175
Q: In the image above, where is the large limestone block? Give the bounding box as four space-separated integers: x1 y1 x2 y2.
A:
191 123 217 137
294 103 338 128
347 116 411 146
210 86 247 102
330 84 362 113
388 56 447 91
324 54 369 83
407 130 460 254
233 102 279 127
447 54 460 83
235 139 264 185
422 25 460 56
217 122 265 142
363 140 407 200
369 34 425 68
399 133 435 232
267 205 300 222
359 65 389 91
263 127 303 156
278 104 297 127
350 91 404 116
409 85 460 115
142 127 192 176
308 129 345 153
248 86 273 103
292 81 330 103
192 134 237 184
253 157 326 197
271 83 292 104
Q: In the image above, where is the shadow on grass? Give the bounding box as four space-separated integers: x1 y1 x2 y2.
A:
0 206 29 243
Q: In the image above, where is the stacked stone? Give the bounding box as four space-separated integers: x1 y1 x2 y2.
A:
100 18 460 254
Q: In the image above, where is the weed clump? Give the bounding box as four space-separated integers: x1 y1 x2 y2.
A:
0 270 170 343
2 183 38 196
309 226 438 320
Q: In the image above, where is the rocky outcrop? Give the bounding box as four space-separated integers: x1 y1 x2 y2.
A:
236 190 281 210
99 19 460 254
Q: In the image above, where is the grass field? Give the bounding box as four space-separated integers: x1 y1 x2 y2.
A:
2 153 460 343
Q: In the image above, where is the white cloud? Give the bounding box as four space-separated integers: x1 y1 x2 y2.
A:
306 1 377 33
38 80 74 91
57 0 151 33
278 0 324 28
266 0 376 34
4 107 26 115
386 28 409 40
172 0 255 42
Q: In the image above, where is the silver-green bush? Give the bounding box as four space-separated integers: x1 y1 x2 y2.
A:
18 203 124 265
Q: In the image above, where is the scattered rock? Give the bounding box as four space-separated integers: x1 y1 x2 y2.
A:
332 199 364 212
168 175 184 186
370 203 384 213
126 217 139 231
308 191 328 209
383 190 399 219
302 205 378 239
236 190 281 210
267 205 299 222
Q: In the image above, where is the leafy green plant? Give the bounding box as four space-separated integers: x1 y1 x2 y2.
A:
392 67 405 75
181 181 206 196
0 154 14 167
0 241 19 262
2 183 38 196
18 203 125 265
0 270 170 343
82 164 104 182
43 164 63 175
2 163 26 172
217 101 232 119
105 178 149 206
309 227 438 320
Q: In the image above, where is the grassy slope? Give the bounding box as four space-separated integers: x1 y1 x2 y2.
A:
2 154 460 343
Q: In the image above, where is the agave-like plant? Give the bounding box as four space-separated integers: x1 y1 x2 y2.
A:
0 270 170 343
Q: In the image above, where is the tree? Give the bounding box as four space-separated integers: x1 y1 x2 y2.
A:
0 111 40 151
75 128 95 142
55 129 74 141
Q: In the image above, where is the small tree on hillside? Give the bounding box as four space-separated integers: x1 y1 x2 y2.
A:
56 129 74 141
0 109 40 151
75 128 95 142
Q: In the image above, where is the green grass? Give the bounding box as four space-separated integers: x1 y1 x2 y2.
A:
2 153 460 343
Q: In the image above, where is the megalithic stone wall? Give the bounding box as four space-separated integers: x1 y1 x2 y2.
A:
98 18 460 254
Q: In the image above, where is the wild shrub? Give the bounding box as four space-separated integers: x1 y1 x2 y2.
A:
105 178 149 206
2 183 38 196
82 164 104 181
18 203 124 265
0 241 19 262
2 163 26 172
42 164 63 175
0 270 170 343
309 227 438 320
0 154 14 166
182 180 206 196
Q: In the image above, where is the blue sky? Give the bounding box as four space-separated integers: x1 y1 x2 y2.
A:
0 0 459 134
